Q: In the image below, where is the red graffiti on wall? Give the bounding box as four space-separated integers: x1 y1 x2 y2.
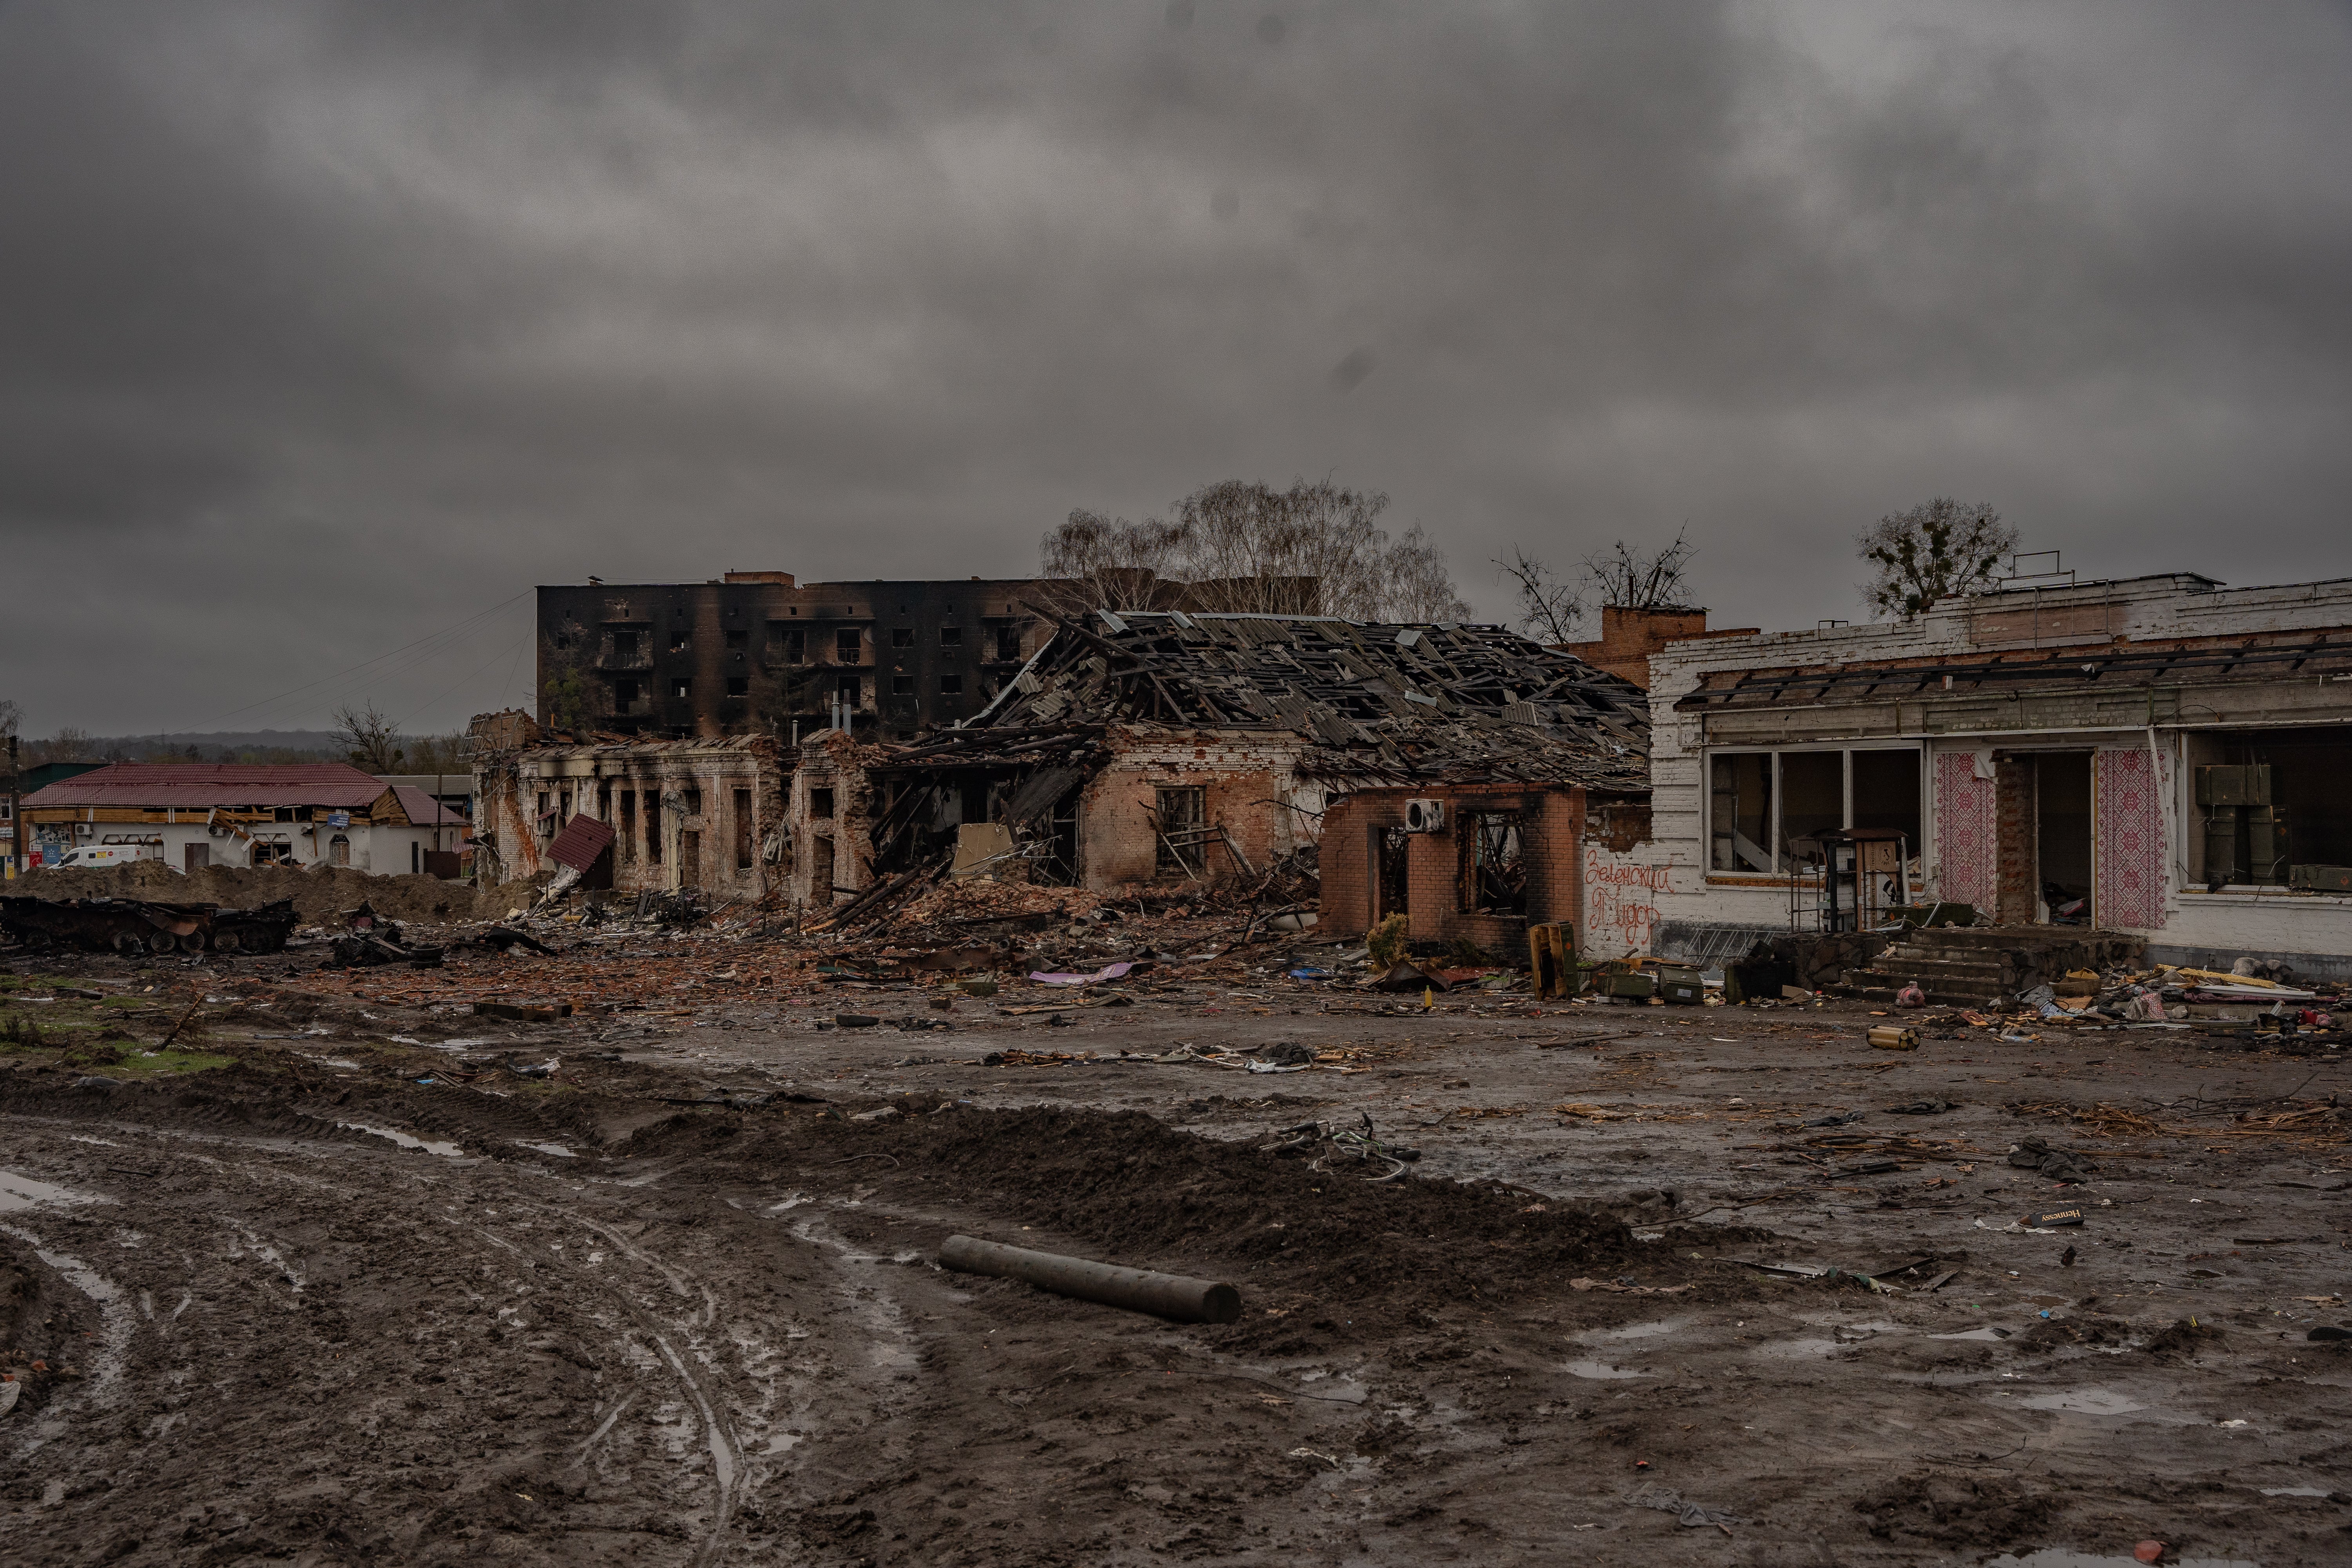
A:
1584 846 1679 952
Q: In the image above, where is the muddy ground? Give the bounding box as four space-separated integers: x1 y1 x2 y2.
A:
2 927 2348 1567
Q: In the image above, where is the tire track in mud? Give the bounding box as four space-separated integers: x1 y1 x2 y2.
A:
0 1102 869 1566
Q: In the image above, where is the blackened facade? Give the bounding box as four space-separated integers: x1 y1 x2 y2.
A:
535 572 1050 741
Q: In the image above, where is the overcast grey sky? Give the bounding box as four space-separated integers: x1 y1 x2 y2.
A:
4 1 2348 737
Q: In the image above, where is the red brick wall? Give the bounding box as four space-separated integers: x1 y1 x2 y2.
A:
1320 784 1585 953
1078 760 1281 888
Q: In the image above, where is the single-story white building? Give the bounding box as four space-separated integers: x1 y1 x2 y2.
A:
20 762 466 877
1617 572 2352 982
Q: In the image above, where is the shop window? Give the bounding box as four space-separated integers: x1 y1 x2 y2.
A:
1709 748 1922 875
1778 751 1842 870
2189 727 2352 887
1460 812 1526 916
1708 753 1773 872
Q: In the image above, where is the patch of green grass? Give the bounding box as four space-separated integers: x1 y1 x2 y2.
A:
111 1047 236 1075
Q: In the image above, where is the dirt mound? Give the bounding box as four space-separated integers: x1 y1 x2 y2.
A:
11 861 530 926
623 1101 1664 1328
891 878 1103 926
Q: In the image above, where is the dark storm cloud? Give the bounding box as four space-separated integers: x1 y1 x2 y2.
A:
2 1 2347 735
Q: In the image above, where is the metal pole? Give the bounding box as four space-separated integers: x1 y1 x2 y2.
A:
938 1235 1242 1324
5 734 17 878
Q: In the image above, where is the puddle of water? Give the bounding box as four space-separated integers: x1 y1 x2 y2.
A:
1751 1337 1844 1359
1988 1553 2259 1568
2018 1388 2145 1416
336 1123 464 1158
517 1142 576 1158
1575 1316 1688 1344
0 1170 107 1215
1563 1358 1648 1380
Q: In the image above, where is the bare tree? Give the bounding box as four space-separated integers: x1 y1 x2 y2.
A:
332 701 406 772
1858 498 2017 618
403 734 470 774
1376 524 1473 622
1493 548 1584 643
1045 479 1469 622
1581 529 1697 610
33 727 94 764
1037 508 1190 613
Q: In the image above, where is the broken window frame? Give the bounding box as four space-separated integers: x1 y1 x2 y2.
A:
835 629 863 664
724 677 750 698
810 787 835 820
892 627 914 649
1153 786 1206 875
939 625 962 648
2184 725 2352 890
1458 811 1527 917
891 675 915 696
1706 745 1922 879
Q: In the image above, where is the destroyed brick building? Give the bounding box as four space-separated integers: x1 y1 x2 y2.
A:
1631 570 2352 981
467 711 785 896
786 607 1651 952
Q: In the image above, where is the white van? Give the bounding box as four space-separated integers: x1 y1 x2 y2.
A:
52 844 176 871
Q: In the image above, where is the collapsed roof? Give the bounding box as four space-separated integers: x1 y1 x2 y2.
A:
936 606 1650 788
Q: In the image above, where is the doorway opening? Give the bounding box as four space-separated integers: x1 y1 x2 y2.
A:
2035 751 2092 924
1372 824 1410 922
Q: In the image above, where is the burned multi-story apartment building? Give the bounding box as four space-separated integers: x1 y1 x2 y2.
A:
533 571 1054 742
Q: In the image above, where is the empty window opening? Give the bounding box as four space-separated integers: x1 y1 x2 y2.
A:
725 629 747 650
680 830 701 887
612 630 642 663
733 788 753 871
725 677 749 698
684 789 703 817
939 673 963 695
777 628 807 664
1460 812 1526 916
1777 751 1842 871
836 629 862 664
996 626 1022 662
2190 727 2352 888
1850 750 1921 845
892 675 915 696
837 676 860 704
811 834 837 904
939 625 962 647
670 677 691 699
1709 753 1773 873
1154 786 1206 874
668 629 690 653
1374 824 1411 918
613 677 640 708
892 627 914 648
619 791 636 859
811 787 835 819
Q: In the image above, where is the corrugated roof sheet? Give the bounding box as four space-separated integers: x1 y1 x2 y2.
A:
548 814 617 872
390 786 467 826
22 762 393 810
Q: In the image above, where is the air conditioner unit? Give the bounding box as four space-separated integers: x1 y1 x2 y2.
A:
1403 798 1446 834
